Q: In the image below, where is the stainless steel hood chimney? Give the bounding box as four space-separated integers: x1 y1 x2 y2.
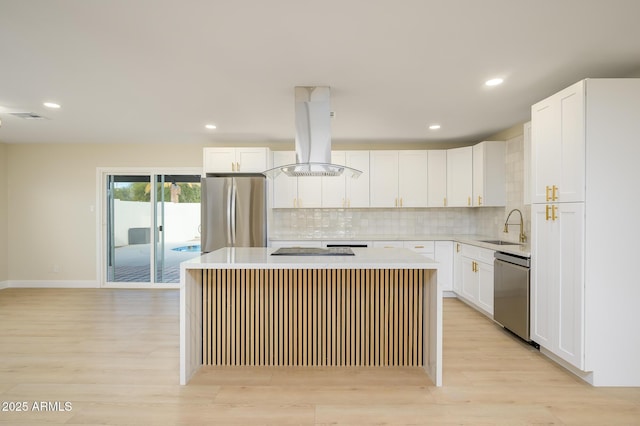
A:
263 86 362 178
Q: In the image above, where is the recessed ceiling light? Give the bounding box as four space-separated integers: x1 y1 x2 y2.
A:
485 78 504 87
429 124 441 130
205 124 217 130
43 102 61 109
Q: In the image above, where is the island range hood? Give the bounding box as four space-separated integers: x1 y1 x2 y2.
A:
263 86 362 178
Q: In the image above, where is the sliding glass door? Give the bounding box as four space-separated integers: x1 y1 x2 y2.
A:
154 174 202 283
104 172 201 285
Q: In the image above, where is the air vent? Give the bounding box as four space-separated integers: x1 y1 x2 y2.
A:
10 112 48 120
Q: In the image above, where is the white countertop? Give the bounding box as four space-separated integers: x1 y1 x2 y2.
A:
181 247 440 270
269 234 531 257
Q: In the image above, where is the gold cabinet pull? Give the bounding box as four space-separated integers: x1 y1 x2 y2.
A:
552 205 558 221
456 243 460 253
231 162 236 172
443 197 447 207
400 197 403 207
545 205 551 221
478 196 482 205
552 185 558 201
347 199 350 208
545 185 551 202
395 198 398 207
414 245 425 249
294 197 297 208
468 196 471 206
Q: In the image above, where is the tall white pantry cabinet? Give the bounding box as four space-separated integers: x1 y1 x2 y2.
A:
530 78 640 386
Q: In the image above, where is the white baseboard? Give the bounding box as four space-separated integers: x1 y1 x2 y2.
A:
5 280 100 289
0 280 8 290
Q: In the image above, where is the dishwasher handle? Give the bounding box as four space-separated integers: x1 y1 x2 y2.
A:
494 251 530 268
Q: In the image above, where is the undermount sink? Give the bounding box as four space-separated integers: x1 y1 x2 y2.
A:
480 240 522 246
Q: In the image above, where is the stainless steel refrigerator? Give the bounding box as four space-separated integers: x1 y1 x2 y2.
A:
201 175 267 253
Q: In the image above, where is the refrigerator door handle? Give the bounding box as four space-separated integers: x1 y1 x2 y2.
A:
226 180 233 246
230 179 237 245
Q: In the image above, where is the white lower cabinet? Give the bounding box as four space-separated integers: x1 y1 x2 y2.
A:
454 243 495 316
453 243 463 294
531 202 585 369
403 241 454 293
434 241 453 292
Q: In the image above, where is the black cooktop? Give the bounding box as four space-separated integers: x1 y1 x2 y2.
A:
271 247 355 256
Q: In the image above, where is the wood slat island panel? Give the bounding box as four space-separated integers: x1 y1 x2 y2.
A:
202 268 425 367
180 247 441 386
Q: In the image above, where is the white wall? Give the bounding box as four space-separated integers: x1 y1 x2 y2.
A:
6 143 205 281
0 142 7 283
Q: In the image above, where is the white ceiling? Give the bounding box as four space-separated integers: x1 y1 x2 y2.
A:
1 0 640 146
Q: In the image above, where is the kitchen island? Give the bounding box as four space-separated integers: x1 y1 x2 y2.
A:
180 247 442 386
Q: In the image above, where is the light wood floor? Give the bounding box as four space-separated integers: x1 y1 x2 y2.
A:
1 289 638 425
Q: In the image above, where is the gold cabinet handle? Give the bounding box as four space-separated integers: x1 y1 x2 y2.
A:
395 198 398 207
545 185 550 202
231 162 236 172
478 196 482 205
443 197 447 207
400 197 403 207
347 199 351 208
552 205 557 221
467 196 471 206
545 205 551 221
294 197 297 208
414 245 425 249
552 185 558 201
456 243 460 253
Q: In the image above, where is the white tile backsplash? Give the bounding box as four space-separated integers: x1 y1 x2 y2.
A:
271 207 504 239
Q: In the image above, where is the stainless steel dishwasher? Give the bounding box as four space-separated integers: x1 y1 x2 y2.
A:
493 251 533 344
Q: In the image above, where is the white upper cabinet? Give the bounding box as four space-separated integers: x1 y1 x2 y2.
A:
531 80 585 203
345 151 371 208
446 146 473 207
322 151 370 208
369 151 400 207
321 151 347 208
472 141 506 207
398 151 428 207
271 151 322 208
272 151 297 208
370 151 427 207
427 150 447 207
203 147 270 174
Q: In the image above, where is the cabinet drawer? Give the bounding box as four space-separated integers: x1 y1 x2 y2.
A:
460 244 495 264
403 241 435 254
372 241 404 249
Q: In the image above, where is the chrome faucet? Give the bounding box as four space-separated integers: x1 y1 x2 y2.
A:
504 208 527 243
